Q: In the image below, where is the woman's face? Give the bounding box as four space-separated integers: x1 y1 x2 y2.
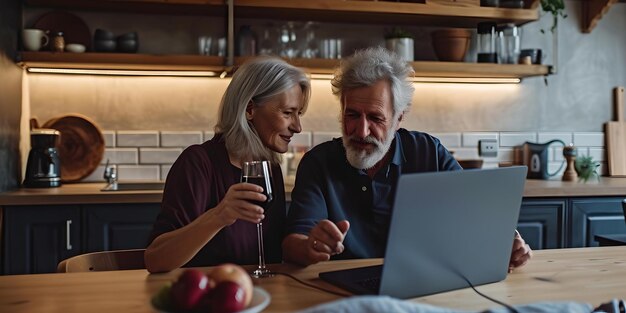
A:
249 84 304 153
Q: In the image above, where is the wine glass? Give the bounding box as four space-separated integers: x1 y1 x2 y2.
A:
241 160 274 278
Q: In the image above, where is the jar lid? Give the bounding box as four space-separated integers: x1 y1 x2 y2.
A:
477 22 497 34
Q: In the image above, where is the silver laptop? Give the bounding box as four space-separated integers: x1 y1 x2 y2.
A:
319 166 527 299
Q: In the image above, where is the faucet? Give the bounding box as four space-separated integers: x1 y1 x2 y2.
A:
103 160 118 188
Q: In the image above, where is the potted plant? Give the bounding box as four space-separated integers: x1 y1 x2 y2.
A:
540 0 567 34
385 27 414 62
575 155 600 183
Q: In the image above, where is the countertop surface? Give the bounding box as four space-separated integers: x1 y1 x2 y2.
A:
1 177 625 206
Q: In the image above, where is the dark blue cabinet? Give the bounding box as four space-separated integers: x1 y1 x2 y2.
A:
3 205 82 275
569 198 626 247
518 199 567 250
2 203 160 275
84 203 160 252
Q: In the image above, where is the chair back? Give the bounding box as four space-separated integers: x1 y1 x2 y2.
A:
57 249 145 273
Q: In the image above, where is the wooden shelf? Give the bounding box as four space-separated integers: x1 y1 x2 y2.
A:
232 0 540 27
18 52 225 71
26 0 538 26
20 52 550 79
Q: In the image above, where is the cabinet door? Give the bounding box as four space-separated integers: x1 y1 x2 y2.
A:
84 203 161 252
517 199 566 250
569 198 626 247
3 205 81 275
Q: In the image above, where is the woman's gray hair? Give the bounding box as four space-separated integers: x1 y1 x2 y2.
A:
215 56 310 165
331 47 415 118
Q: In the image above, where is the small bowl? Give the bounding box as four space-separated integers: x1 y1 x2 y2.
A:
94 29 115 40
116 39 138 53
94 39 116 52
65 43 86 53
117 32 138 41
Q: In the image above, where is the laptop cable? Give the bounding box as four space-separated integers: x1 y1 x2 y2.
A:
270 271 352 297
461 275 520 313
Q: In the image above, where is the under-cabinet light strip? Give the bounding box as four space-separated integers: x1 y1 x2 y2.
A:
309 73 520 84
27 68 219 77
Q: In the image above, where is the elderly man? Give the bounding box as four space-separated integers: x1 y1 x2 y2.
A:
282 47 532 271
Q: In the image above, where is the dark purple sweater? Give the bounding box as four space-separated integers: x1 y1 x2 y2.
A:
148 134 285 267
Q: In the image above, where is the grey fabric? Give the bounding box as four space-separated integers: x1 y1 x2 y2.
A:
297 296 593 313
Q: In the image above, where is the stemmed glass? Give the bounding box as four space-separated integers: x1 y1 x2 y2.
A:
241 160 274 278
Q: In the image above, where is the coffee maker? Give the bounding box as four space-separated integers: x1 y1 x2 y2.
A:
24 129 62 188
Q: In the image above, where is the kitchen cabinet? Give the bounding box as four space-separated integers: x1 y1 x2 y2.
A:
84 203 160 252
18 0 551 79
569 197 626 248
2 203 160 275
517 199 566 250
3 205 81 275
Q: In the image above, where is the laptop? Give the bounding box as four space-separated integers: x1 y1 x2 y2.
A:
319 166 527 299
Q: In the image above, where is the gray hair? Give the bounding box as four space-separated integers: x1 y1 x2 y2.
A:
215 56 311 164
331 47 415 117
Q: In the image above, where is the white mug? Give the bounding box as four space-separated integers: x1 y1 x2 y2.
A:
23 29 49 51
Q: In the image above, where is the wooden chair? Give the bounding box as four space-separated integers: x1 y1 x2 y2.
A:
57 249 146 273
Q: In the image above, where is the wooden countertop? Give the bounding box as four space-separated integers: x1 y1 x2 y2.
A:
1 177 625 206
0 247 624 313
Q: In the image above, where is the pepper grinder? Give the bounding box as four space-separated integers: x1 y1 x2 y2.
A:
53 31 65 52
562 144 578 181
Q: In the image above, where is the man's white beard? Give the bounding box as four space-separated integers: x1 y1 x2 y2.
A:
342 124 396 170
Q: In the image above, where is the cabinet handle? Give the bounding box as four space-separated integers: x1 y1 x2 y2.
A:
66 220 72 251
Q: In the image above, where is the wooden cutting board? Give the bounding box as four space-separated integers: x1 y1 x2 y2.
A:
606 86 626 177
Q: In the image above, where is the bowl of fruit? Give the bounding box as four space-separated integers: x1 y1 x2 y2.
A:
152 263 270 313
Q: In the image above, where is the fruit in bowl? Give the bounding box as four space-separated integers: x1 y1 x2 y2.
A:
152 264 254 313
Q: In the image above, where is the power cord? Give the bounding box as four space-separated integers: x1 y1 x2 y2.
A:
269 270 519 313
270 271 352 297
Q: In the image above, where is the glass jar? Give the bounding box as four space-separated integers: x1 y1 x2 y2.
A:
476 22 497 63
236 25 257 57
498 24 521 64
53 31 65 52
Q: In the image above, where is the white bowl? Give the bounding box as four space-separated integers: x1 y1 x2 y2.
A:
65 43 86 53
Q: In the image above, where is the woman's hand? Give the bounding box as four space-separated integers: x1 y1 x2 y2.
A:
212 182 267 226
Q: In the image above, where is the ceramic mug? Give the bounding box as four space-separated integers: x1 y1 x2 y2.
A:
22 29 49 51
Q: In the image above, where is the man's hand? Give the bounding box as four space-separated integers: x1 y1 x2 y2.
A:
306 220 350 263
509 230 532 272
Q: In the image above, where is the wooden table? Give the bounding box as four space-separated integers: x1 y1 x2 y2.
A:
0 247 624 313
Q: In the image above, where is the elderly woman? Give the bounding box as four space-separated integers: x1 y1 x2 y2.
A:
145 57 311 273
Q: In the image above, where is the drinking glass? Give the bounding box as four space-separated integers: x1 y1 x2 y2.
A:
241 160 274 278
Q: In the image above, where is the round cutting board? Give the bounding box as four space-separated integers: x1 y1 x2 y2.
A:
42 114 105 183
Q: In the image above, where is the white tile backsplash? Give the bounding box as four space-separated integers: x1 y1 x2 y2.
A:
102 148 138 165
160 131 203 147
102 131 116 148
82 165 108 183
90 129 612 183
430 132 461 148
574 132 604 147
117 131 159 147
462 132 498 147
117 165 160 180
140 148 182 164
499 132 537 147
538 132 573 145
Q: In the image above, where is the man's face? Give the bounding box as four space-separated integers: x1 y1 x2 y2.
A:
341 79 400 169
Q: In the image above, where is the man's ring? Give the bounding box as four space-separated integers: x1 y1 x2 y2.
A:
313 240 318 249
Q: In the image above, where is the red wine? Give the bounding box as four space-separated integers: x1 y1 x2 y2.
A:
242 175 274 209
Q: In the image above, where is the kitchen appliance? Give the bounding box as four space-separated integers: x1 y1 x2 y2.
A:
23 129 62 188
477 22 497 63
606 86 626 176
522 139 565 179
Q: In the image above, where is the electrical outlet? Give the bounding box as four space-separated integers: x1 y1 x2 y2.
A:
479 139 498 157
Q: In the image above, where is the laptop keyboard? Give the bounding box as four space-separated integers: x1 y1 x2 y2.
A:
355 277 381 292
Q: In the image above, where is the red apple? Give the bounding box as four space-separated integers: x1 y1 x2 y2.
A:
170 269 214 311
211 281 247 313
206 264 253 307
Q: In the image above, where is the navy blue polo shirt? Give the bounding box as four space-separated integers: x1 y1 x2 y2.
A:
286 128 461 260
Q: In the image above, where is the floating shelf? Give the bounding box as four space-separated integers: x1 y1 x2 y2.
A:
20 52 550 80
